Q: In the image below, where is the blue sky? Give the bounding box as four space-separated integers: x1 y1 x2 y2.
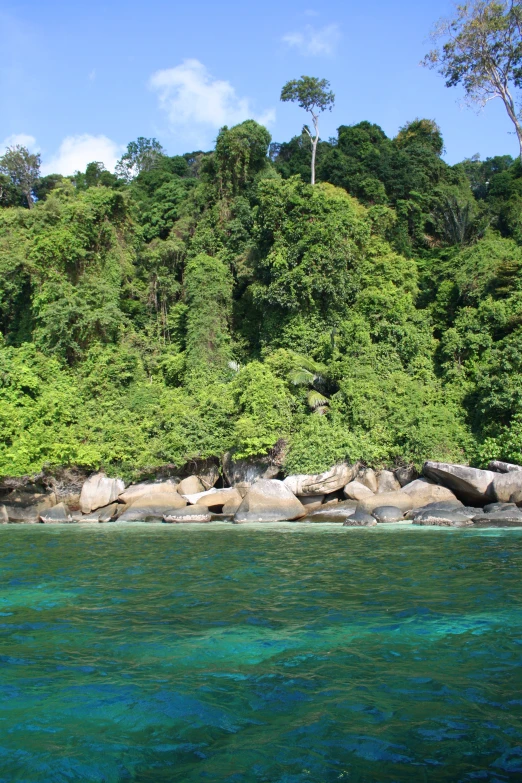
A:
0 0 518 174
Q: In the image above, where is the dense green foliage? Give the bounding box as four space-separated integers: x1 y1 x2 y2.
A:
1 116 521 478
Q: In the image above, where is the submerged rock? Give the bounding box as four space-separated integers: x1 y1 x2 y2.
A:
372 506 405 523
423 462 495 506
39 503 72 523
343 510 377 527
234 480 306 523
284 464 357 497
473 508 522 527
163 505 212 523
80 473 125 514
413 510 474 527
304 500 358 523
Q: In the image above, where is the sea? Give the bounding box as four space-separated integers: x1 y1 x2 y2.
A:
0 522 521 782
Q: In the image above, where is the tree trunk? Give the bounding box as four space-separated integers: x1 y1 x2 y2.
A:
311 137 318 185
25 190 34 209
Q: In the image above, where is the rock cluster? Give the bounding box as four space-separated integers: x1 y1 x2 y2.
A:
1 458 521 528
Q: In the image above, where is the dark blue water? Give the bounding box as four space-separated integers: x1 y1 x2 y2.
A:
0 523 521 782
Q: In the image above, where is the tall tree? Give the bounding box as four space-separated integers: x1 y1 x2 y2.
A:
115 137 166 182
0 145 40 208
280 76 335 185
424 1 522 160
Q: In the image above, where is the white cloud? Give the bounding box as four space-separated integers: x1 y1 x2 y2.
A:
1 133 39 152
41 134 124 176
149 59 276 142
282 23 341 56
88 69 96 81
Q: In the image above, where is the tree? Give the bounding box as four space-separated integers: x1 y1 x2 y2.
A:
0 145 40 208
424 1 522 160
215 120 271 194
115 137 166 182
280 76 335 185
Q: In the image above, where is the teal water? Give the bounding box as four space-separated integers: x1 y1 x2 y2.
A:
0 523 521 782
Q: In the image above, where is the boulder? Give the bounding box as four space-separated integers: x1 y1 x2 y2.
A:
0 505 9 524
119 480 179 506
234 480 306 523
404 500 464 520
474 508 522 527
177 475 205 496
39 503 71 523
358 468 378 493
401 479 459 508
423 462 495 506
197 462 220 491
372 506 405 523
182 488 243 511
304 500 357 523
82 503 121 523
394 465 419 487
284 464 358 497
358 491 414 514
484 502 517 513
413 510 474 527
344 481 374 501
343 511 377 527
117 488 186 522
511 491 522 506
488 460 522 473
377 470 401 494
163 505 212 523
80 473 125 514
492 472 522 503
3 491 57 523
222 496 242 516
223 452 280 496
298 495 325 513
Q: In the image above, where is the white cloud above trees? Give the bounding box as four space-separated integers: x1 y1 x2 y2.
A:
282 24 341 56
40 134 123 175
149 59 276 143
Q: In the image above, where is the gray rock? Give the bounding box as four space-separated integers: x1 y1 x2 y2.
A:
423 462 495 505
358 490 414 514
483 502 518 513
298 495 325 512
358 468 378 493
0 505 8 524
377 470 401 494
177 475 205 496
117 487 186 521
82 503 121 523
511 490 522 506
163 505 212 523
284 464 358 497
492 472 522 503
223 452 280 496
39 503 72 523
401 479 459 508
344 480 374 501
343 511 377 527
394 465 419 487
119 480 179 506
372 506 405 523
182 487 242 511
3 491 57 523
488 460 522 473
80 473 125 514
404 500 465 520
473 511 522 527
234 480 306 523
413 510 474 527
304 500 358 523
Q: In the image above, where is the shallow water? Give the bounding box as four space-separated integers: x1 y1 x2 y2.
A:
0 523 521 782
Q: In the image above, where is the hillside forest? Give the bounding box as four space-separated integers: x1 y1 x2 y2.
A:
1 112 522 480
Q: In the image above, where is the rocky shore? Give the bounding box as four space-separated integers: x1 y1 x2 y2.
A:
1 457 522 528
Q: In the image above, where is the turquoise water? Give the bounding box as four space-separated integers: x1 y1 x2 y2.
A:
0 523 521 782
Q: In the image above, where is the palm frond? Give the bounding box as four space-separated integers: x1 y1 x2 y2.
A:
307 389 330 410
289 369 316 386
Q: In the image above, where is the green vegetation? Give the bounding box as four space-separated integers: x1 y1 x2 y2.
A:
2 66 522 478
